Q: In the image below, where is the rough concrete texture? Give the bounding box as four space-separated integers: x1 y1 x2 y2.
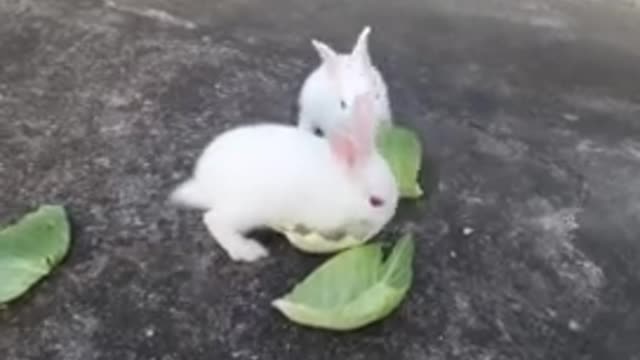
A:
1 0 640 359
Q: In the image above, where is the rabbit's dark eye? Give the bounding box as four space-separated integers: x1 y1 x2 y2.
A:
312 126 324 137
340 100 347 109
369 196 384 208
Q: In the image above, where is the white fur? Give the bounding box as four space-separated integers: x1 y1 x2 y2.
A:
170 124 398 262
297 26 392 137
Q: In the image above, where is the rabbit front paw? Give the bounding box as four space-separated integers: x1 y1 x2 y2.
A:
226 239 269 262
203 211 269 262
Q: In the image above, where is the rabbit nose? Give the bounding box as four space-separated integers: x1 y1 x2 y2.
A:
369 196 384 208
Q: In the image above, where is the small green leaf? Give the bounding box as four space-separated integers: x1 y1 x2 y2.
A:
273 234 414 331
377 126 423 199
0 205 71 304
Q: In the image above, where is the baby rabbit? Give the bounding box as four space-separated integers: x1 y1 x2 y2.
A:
170 93 399 262
297 26 392 138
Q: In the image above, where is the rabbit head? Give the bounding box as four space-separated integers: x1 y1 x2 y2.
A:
297 26 392 138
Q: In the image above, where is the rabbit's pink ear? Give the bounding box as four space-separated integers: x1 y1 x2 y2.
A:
351 26 372 66
329 133 359 169
351 92 376 154
330 92 376 169
312 39 338 64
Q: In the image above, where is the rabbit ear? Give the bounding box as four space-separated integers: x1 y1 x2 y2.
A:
351 26 372 66
329 132 359 169
329 92 376 169
312 39 338 64
351 92 376 153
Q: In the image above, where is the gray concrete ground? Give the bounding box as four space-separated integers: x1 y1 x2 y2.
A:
1 0 640 359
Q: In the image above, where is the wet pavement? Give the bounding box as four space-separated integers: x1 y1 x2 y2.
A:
1 0 640 359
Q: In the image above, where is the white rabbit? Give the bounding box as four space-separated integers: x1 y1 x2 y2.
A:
170 93 399 262
297 26 392 138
